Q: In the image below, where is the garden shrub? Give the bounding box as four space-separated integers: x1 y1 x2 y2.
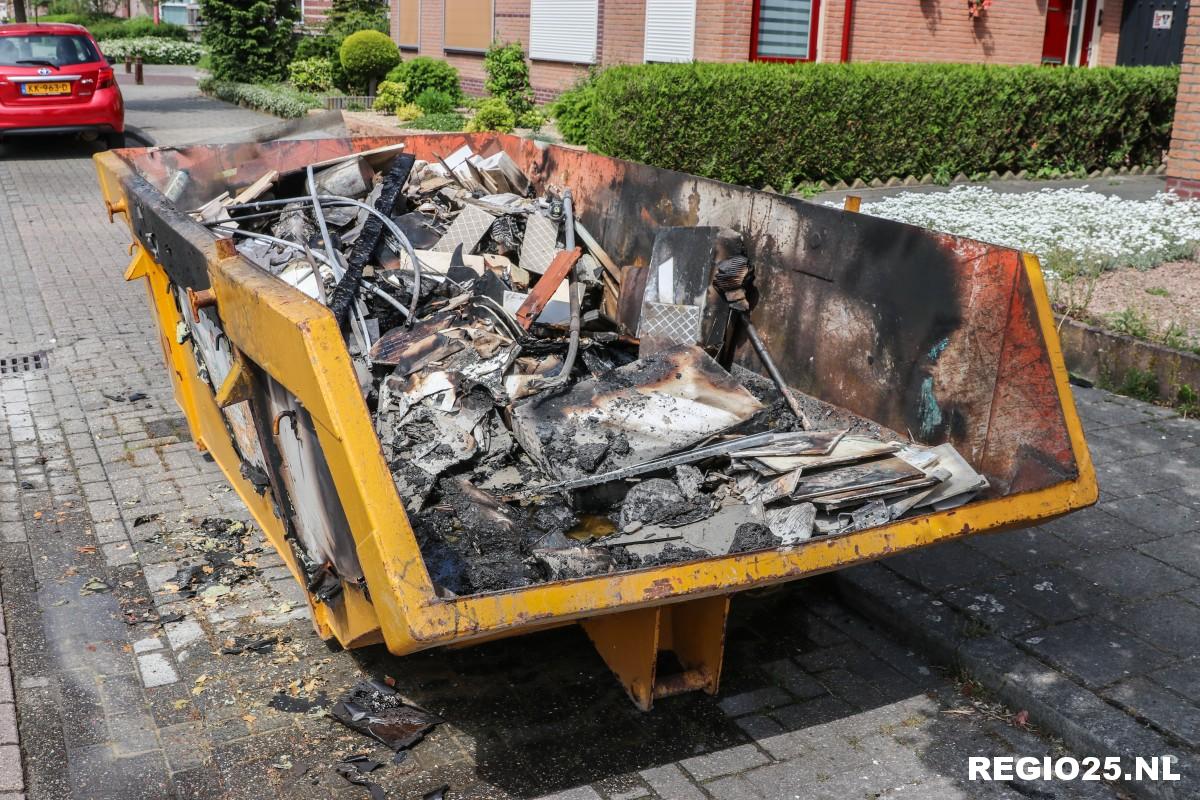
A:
339 29 399 90
295 34 339 61
415 87 455 114
581 62 1180 187
393 103 422 122
200 0 298 82
199 77 321 117
466 97 516 133
98 38 205 65
372 80 406 113
323 0 388 38
386 56 461 103
88 16 189 40
288 56 334 92
483 41 533 117
516 108 545 131
409 112 466 131
548 75 595 145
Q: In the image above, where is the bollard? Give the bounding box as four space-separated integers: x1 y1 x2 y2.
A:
124 54 132 74
134 56 143 85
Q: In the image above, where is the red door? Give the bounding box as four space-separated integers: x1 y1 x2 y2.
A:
1043 0 1072 63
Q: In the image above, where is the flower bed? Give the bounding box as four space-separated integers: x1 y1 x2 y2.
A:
853 186 1200 270
99 38 206 65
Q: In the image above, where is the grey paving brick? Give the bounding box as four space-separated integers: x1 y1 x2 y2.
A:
1101 493 1200 537
703 774 764 799
1105 595 1200 653
639 764 705 800
1102 677 1200 749
717 687 793 717
1070 549 1195 600
1138 531 1200 578
0 706 14 746
0 744 21 792
533 788 603 800
1022 617 1172 689
1149 658 1200 700
884 539 1007 592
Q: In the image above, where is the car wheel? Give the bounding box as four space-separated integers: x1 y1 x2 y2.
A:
106 132 127 149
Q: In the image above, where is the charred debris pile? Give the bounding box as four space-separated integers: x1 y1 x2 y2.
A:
194 144 988 597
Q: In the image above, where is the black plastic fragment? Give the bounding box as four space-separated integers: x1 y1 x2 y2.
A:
328 153 417 326
329 679 441 751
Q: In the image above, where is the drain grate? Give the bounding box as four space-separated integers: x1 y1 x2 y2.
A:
0 352 49 375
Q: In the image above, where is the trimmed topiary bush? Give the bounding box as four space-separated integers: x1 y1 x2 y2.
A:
414 87 455 114
483 40 533 117
581 62 1180 189
385 56 461 103
200 0 298 82
466 97 516 133
339 29 400 91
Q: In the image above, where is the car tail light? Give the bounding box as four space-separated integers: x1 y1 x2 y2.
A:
98 67 115 89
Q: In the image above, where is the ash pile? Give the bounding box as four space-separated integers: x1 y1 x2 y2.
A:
195 143 988 597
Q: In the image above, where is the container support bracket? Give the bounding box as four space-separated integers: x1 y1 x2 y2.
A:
581 595 730 711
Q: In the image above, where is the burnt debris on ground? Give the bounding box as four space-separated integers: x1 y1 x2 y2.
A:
190 144 988 598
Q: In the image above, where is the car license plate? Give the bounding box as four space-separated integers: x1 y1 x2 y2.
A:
22 82 71 96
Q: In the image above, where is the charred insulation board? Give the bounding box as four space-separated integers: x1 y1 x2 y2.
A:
510 344 765 482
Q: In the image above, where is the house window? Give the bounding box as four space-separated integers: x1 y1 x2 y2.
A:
443 0 492 52
397 0 419 48
644 0 696 62
529 0 598 63
751 0 821 62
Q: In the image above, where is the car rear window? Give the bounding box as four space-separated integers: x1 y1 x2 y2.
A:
0 34 101 67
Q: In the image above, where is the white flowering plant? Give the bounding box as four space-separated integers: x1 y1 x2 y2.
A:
847 186 1200 271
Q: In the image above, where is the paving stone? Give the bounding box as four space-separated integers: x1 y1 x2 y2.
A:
0 707 14 746
702 774 764 799
760 659 828 700
1070 549 1195 600
1101 493 1200 538
1022 617 1172 689
884 540 1006 592
65 743 170 800
1148 658 1200 700
1104 595 1200 653
1102 677 1200 748
533 788 603 800
0 745 20 792
164 619 205 652
679 743 768 782
639 764 705 800
717 687 792 717
136 653 178 688
1138 532 1200 578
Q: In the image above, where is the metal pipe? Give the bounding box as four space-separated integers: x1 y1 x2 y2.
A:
209 226 411 321
306 167 373 352
530 189 581 390
743 315 812 429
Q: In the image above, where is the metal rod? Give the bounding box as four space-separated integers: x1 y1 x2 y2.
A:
742 315 811 429
209 226 411 320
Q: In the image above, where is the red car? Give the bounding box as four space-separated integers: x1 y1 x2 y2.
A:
0 22 125 147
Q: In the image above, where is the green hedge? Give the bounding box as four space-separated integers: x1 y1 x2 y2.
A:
570 62 1179 188
198 78 321 118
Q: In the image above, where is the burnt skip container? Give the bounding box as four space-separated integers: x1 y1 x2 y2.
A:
94 134 1097 710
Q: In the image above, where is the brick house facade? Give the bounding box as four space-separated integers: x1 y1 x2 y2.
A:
1168 5 1200 197
387 0 1127 100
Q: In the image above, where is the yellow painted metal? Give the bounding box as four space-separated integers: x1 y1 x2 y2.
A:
94 150 1097 707
582 595 729 709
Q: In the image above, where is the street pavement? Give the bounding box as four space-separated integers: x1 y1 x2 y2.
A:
0 68 1194 800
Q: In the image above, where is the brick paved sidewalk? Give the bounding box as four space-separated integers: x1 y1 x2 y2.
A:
0 81 1183 800
840 389 1200 799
